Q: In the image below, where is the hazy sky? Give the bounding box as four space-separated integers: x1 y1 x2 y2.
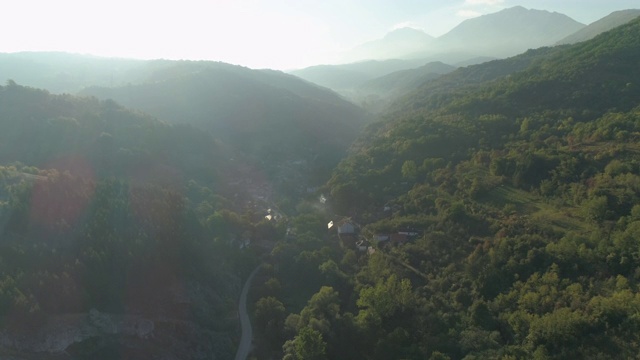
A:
3 0 638 69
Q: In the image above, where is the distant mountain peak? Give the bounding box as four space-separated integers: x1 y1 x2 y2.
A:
484 5 574 19
384 27 434 41
501 5 527 12
435 6 585 57
342 27 434 63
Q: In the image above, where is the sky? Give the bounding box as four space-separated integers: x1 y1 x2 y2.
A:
3 0 639 70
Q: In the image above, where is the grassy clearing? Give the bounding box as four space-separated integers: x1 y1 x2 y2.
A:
481 185 540 213
531 207 591 233
482 185 591 233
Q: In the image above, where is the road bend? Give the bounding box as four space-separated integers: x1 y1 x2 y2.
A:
234 266 261 360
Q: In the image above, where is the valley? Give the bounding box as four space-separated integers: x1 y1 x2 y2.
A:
0 4 639 360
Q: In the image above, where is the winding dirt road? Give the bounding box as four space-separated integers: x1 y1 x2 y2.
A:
234 266 260 360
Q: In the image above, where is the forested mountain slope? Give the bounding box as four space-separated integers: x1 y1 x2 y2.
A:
0 52 149 94
0 54 369 199
79 62 370 193
353 61 457 113
383 45 563 115
0 81 227 181
387 16 640 120
80 62 367 148
247 17 640 360
556 9 640 45
0 82 271 359
289 58 431 92
357 61 457 99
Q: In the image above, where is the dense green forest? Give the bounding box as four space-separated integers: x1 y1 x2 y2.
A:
79 64 369 197
77 61 370 203
247 17 640 360
0 83 274 359
0 55 371 205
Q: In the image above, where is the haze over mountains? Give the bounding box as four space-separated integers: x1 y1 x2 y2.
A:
80 61 369 185
353 61 458 113
432 6 584 58
340 6 585 63
292 6 587 100
556 8 640 44
343 27 435 63
292 6 639 112
0 52 148 94
0 54 371 198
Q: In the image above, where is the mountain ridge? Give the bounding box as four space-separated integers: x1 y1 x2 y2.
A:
556 9 640 45
432 6 585 57
329 16 640 215
292 6 586 96
343 27 434 62
79 61 371 194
